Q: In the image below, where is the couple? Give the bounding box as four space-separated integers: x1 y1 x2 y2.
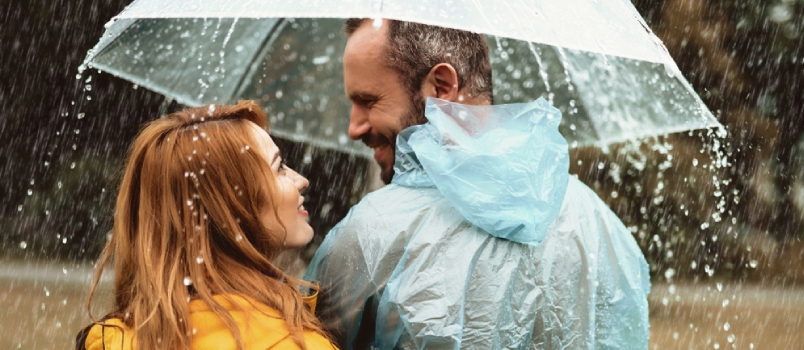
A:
77 19 649 350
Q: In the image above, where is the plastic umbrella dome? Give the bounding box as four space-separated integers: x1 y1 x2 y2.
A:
82 0 722 156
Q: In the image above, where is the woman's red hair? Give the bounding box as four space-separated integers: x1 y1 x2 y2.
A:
86 101 327 349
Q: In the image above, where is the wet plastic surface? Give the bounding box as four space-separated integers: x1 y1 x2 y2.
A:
305 100 651 349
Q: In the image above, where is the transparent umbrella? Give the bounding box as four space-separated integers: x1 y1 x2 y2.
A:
82 0 721 155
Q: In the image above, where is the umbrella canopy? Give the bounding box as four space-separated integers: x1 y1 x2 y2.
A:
82 0 720 155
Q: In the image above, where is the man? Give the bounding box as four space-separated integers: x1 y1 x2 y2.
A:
305 18 650 349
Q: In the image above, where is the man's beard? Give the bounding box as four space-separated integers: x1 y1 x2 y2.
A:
379 91 428 184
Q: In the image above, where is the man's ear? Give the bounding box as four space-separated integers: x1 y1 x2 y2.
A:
422 63 460 102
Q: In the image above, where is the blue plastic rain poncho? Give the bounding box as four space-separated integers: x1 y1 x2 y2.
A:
305 98 650 349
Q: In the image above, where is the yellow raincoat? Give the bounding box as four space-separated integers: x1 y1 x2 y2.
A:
82 294 335 350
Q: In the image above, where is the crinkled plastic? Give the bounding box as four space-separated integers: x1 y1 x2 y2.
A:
305 100 650 349
394 98 569 245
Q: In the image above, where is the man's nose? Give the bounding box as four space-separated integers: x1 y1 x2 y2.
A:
348 106 371 140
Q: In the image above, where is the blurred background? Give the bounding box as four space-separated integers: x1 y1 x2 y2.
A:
1 0 802 348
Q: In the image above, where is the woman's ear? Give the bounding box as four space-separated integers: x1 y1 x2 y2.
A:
422 63 460 102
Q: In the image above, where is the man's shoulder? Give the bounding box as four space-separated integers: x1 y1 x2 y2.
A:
319 184 449 248
340 184 446 227
547 175 629 241
559 175 613 217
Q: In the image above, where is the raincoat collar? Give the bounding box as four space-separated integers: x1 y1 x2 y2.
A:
391 97 570 246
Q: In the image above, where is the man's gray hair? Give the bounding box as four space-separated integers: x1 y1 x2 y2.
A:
345 18 493 104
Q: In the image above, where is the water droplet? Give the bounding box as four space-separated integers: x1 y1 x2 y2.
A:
692 158 699 166
196 256 204 264
717 283 723 291
722 299 729 307
727 334 735 343
664 268 676 280
749 260 758 268
77 113 85 119
723 322 730 331
236 234 243 242
372 18 383 30
183 277 193 286
27 189 32 196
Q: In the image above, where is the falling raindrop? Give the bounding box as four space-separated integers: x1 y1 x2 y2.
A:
183 277 193 286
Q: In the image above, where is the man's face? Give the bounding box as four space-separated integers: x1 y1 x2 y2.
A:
343 21 425 184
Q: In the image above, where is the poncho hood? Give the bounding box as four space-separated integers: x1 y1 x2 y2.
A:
392 97 570 246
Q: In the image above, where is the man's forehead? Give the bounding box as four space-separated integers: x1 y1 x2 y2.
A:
344 21 388 60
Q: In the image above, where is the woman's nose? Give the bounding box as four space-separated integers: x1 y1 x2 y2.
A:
287 167 309 192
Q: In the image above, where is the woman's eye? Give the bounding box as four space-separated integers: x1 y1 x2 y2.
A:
278 160 287 172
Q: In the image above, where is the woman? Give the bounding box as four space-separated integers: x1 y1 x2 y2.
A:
76 101 336 349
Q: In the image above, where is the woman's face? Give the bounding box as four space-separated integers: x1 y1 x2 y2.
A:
249 123 313 249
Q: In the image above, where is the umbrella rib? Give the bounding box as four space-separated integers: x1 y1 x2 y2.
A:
82 18 139 73
229 18 288 102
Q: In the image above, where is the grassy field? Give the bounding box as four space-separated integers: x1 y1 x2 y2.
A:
2 260 802 349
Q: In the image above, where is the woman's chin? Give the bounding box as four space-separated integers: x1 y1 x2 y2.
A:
285 225 314 249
